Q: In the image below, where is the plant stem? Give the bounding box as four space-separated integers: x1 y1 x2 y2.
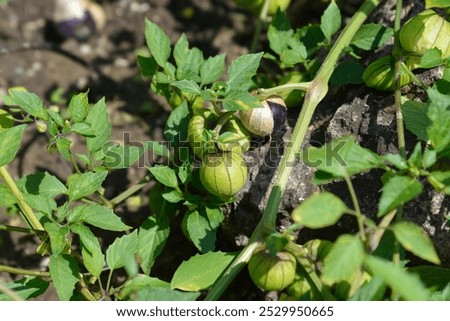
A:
262 0 381 230
0 224 46 236
369 209 397 251
106 269 114 292
206 0 381 300
213 111 235 136
0 166 45 233
257 82 312 98
0 264 50 277
344 172 366 243
110 176 150 206
393 0 406 158
250 0 271 53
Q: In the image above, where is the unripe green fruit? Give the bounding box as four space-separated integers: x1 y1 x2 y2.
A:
217 117 251 154
188 110 217 158
248 246 297 291
362 55 411 91
200 152 248 198
239 96 287 136
233 0 291 15
399 10 450 59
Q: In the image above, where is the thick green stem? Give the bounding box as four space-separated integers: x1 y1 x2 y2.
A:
206 0 381 300
0 166 44 233
263 0 381 229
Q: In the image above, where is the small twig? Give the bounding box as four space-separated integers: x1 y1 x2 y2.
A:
0 264 50 277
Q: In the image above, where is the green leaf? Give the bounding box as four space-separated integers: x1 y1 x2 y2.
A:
2 89 48 120
138 211 170 275
429 171 450 194
0 184 16 207
171 251 238 291
24 194 56 215
222 90 262 111
137 285 200 301
0 277 49 301
48 254 79 301
200 54 226 85
226 52 263 89
420 48 443 68
71 224 105 278
426 86 450 153
377 176 423 217
102 144 144 169
16 171 67 197
349 276 386 301
321 235 365 285
364 255 429 300
402 100 430 141
329 61 364 86
302 136 382 181
162 189 184 203
143 141 170 158
44 221 68 255
0 124 26 166
70 122 95 136
320 0 341 41
408 266 450 291
164 101 190 145
391 221 440 264
173 33 190 67
68 92 89 122
137 55 158 77
0 109 14 131
172 79 202 95
383 153 409 170
292 192 348 228
148 165 179 188
123 276 199 301
69 204 130 231
422 147 437 169
145 18 171 68
106 230 139 270
67 171 107 202
185 210 216 253
425 0 450 9
280 39 308 66
85 98 111 154
350 24 394 50
56 137 72 161
267 10 293 55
